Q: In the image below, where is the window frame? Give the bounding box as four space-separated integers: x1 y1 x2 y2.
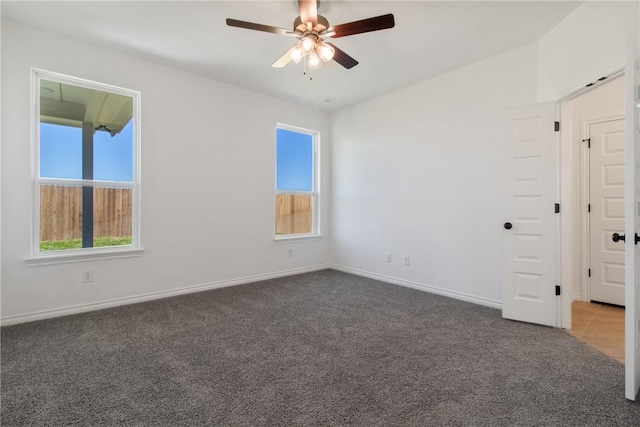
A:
27 68 143 265
274 123 321 241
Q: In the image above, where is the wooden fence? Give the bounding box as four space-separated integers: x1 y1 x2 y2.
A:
276 194 313 235
41 186 311 241
40 185 132 241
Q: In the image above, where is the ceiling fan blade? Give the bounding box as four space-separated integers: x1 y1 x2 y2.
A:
298 0 318 27
226 18 294 36
328 14 395 38
272 47 296 68
327 43 358 69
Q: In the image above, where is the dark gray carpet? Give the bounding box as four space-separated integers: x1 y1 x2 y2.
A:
2 269 640 426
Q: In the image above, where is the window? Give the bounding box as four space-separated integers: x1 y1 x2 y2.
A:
30 69 141 261
275 125 319 238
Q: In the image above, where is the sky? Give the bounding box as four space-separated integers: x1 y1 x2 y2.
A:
276 128 313 192
40 120 134 182
41 122 310 188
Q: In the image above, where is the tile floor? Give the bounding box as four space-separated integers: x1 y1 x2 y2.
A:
568 301 625 363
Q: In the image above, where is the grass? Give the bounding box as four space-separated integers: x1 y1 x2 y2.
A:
40 236 132 251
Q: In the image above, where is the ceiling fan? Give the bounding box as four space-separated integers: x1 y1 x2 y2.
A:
226 0 395 70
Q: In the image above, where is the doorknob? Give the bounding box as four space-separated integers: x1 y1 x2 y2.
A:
612 232 625 242
504 222 512 230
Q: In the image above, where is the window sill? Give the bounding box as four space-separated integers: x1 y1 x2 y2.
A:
274 234 323 243
25 247 144 266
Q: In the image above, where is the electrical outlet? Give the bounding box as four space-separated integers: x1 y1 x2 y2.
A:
82 270 94 283
385 253 392 262
288 249 293 257
403 256 410 266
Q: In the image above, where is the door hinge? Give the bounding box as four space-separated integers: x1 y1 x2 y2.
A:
554 121 560 132
582 138 591 148
555 203 560 214
555 285 561 296
588 268 591 277
588 204 591 213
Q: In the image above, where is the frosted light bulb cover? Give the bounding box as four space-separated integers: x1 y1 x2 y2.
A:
300 36 315 53
317 43 335 62
308 53 321 69
290 47 303 64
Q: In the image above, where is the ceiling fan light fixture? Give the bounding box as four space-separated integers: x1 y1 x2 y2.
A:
227 4 395 72
308 52 321 69
317 42 335 62
299 35 317 54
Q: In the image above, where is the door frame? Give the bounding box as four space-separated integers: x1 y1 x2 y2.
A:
559 66 624 330
580 115 627 303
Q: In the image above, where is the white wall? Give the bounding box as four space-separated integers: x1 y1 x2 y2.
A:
538 1 639 101
561 76 625 301
1 20 330 324
329 43 539 307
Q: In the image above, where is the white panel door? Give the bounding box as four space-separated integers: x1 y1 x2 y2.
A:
624 37 640 402
590 119 626 306
502 102 557 327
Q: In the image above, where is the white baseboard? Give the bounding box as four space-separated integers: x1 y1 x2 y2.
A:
573 292 583 301
0 264 330 326
330 265 502 310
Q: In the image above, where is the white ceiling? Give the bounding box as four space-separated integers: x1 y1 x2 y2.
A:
1 1 582 112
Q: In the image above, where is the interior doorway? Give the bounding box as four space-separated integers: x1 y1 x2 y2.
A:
561 74 625 360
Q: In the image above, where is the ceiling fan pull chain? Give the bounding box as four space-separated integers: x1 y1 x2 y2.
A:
303 56 309 78
304 57 313 80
